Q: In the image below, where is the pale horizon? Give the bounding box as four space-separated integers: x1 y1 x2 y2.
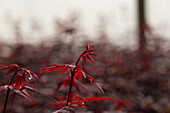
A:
0 0 170 46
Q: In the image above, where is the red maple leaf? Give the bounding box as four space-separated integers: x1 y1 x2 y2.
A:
0 64 19 76
51 97 126 110
0 64 43 112
41 64 75 74
80 44 98 64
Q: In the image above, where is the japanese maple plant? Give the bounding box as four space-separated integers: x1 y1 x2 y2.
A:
0 44 125 113
0 64 56 113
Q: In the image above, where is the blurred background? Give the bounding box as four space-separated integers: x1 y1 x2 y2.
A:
0 0 170 113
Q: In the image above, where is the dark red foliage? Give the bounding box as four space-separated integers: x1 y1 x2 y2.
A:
0 43 125 113
51 97 126 110
79 44 98 64
0 64 19 76
41 64 75 74
41 44 124 111
0 64 42 113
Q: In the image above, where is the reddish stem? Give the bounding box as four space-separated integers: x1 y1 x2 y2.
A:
66 71 75 106
66 49 93 106
66 53 83 106
3 69 20 113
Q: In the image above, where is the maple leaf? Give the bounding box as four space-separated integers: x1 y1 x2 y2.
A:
41 64 75 74
74 70 104 94
23 86 58 103
0 64 40 87
21 68 40 88
51 97 126 110
79 44 98 64
0 84 58 107
0 85 31 103
0 64 42 113
0 64 19 76
51 94 83 109
79 97 125 104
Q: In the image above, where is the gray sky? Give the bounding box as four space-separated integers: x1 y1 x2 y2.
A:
0 0 170 45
